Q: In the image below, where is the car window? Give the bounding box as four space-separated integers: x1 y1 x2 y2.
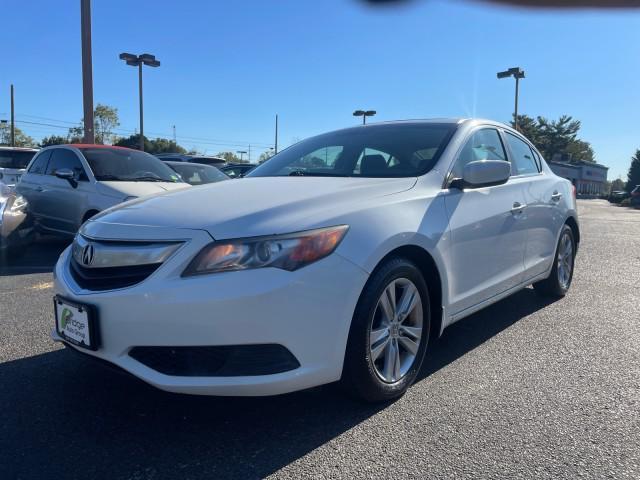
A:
0 150 36 169
505 133 539 176
46 149 89 181
450 128 507 180
27 150 52 174
249 124 456 178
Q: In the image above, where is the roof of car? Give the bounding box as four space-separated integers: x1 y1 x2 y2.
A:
0 146 39 152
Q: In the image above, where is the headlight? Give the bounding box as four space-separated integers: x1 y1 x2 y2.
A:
9 194 27 212
183 225 349 276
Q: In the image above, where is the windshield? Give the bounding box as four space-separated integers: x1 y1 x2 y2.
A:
248 124 456 178
168 163 229 185
80 148 183 182
0 150 37 169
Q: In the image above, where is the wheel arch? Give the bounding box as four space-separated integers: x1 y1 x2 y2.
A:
82 209 100 224
565 215 580 248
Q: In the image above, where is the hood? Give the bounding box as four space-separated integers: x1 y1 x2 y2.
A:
91 176 417 239
96 181 190 199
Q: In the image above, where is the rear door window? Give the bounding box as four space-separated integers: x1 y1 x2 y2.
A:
505 133 539 176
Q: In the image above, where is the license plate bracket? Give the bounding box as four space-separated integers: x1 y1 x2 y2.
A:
54 295 100 351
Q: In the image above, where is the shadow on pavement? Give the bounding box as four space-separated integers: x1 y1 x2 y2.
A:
0 236 69 276
0 288 555 480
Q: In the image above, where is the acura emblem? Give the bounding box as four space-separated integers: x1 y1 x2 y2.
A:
82 244 95 266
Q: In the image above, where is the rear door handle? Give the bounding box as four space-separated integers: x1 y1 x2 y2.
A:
551 191 562 202
511 202 527 215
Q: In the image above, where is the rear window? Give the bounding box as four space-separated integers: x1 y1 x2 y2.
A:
0 150 36 169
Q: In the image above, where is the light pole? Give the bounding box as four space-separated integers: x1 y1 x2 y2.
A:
119 52 161 151
497 67 525 131
236 150 247 162
80 0 94 144
353 110 376 125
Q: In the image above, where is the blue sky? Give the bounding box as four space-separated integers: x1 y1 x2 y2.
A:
1 0 639 178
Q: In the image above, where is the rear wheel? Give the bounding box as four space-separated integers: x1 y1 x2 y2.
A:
533 224 575 297
341 257 430 402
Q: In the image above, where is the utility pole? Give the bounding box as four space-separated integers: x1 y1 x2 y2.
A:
274 114 279 154
248 144 251 163
172 125 176 143
138 62 144 150
80 0 95 144
10 85 15 147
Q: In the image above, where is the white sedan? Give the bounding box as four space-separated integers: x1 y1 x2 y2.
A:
52 119 579 402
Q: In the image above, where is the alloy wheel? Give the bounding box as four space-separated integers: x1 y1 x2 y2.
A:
369 278 423 383
557 232 574 289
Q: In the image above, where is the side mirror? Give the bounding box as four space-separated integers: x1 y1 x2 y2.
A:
451 160 511 190
54 168 78 188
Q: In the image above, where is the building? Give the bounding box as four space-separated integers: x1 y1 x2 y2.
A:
547 160 608 196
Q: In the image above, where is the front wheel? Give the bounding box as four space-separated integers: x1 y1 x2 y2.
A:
341 257 430 403
533 224 575 297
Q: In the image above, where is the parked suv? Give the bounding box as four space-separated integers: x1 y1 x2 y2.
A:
0 146 39 185
18 145 189 237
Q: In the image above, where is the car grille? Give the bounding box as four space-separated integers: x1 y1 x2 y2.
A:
70 257 162 291
128 345 301 377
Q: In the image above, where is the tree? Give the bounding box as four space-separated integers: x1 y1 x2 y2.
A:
258 150 274 163
217 151 242 163
94 104 120 144
626 149 640 192
39 135 68 147
510 114 595 163
113 134 187 154
67 103 120 144
610 178 625 193
0 124 35 147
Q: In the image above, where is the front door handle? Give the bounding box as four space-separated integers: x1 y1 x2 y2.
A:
35 186 44 192
511 202 527 215
551 191 562 202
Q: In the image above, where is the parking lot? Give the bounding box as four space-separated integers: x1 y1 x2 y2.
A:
0 199 638 479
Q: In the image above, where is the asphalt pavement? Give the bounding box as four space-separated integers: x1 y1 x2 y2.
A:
0 200 638 479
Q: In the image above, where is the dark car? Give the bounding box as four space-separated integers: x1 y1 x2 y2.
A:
608 190 629 204
155 153 226 167
220 163 255 178
165 161 229 186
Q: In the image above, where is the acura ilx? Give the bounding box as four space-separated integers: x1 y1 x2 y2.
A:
52 119 579 402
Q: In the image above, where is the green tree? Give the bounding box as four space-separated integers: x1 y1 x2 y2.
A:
610 178 625 192
94 104 120 144
113 134 187 154
258 150 274 163
67 103 120 144
0 124 35 147
626 149 640 192
217 151 243 163
40 135 68 147
510 114 595 163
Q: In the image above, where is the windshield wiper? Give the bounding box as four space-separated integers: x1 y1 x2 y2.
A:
129 176 167 182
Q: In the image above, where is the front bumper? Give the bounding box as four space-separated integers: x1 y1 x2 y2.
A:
53 235 368 396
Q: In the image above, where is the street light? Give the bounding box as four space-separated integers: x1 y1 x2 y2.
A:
236 150 247 162
119 52 161 151
497 67 525 131
353 110 376 125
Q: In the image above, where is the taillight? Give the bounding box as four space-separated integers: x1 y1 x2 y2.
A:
572 185 576 199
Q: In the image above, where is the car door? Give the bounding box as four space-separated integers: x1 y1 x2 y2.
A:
505 134 565 280
16 149 52 223
38 148 91 235
443 127 528 316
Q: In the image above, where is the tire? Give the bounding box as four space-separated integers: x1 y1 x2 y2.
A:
341 257 430 403
533 224 575 298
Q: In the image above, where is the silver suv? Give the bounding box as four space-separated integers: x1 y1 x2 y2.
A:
18 144 190 237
